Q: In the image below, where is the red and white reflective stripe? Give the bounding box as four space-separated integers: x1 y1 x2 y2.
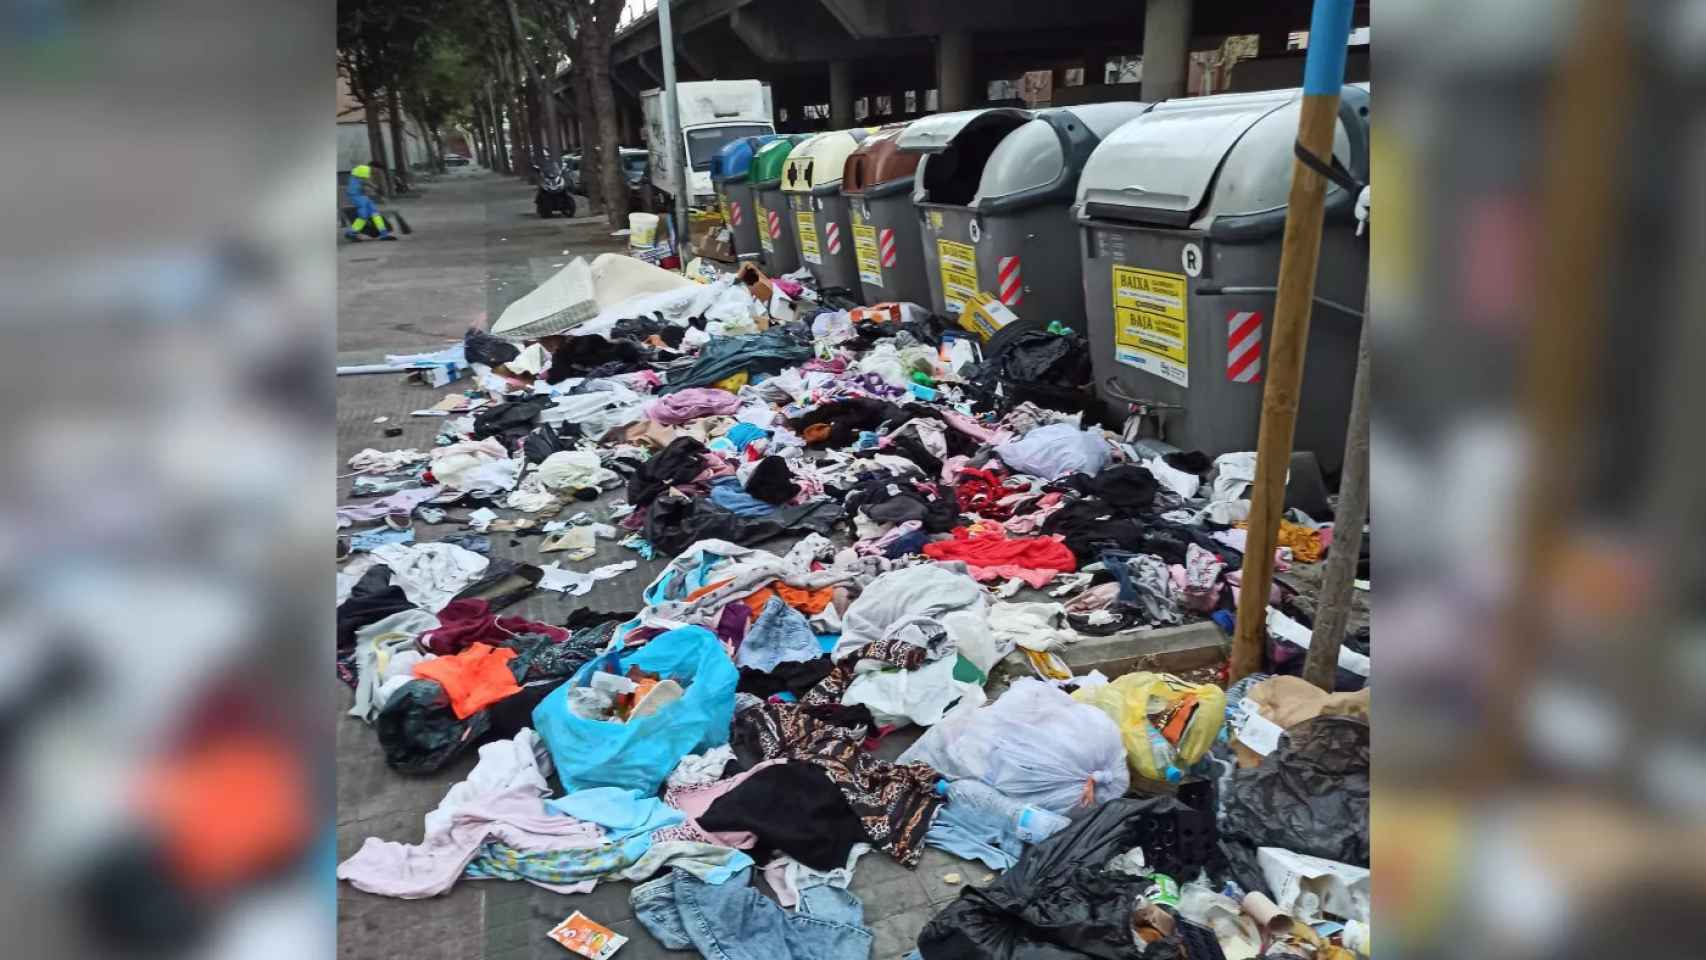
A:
729 202 743 226
825 221 842 254
1227 311 1264 382
997 255 1023 306
879 228 896 267
766 209 781 238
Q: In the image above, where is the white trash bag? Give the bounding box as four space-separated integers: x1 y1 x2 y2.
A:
898 677 1129 814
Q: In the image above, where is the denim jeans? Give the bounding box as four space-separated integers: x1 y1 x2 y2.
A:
924 799 1025 871
734 597 822 673
632 867 872 959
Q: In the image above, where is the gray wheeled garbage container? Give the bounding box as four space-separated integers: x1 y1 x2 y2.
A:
750 135 804 272
897 102 1151 342
711 134 780 263
842 125 931 306
783 128 872 297
1076 84 1370 473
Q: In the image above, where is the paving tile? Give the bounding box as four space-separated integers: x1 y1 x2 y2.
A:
850 871 931 923
530 877 639 924
604 917 681 960
868 907 934 960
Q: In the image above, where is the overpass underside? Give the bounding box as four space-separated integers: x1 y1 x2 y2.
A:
571 0 1369 144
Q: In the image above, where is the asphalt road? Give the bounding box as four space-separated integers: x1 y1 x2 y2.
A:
337 167 623 358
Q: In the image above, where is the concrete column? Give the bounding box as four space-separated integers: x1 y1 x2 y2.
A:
830 60 854 129
938 31 973 111
1140 0 1192 101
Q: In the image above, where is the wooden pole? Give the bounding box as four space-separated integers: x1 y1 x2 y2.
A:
1229 0 1356 681
1304 285 1370 690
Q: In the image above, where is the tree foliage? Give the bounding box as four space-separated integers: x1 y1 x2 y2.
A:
337 0 631 216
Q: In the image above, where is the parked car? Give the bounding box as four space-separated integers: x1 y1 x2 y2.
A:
443 152 471 167
621 148 649 208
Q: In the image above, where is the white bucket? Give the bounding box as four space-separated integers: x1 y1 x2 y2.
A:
628 212 659 249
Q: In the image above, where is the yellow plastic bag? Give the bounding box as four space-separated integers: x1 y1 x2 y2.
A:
1072 672 1226 782
713 371 750 393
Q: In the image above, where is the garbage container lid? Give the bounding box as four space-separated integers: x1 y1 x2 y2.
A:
782 128 873 194
843 126 921 197
974 102 1151 205
894 108 1032 154
1076 86 1365 227
750 135 804 187
710 134 781 185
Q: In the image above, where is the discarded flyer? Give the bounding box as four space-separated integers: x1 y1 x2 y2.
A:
547 911 626 959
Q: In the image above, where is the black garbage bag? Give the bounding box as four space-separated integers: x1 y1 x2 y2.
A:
918 797 1201 960
1220 715 1369 867
521 421 584 464
464 329 519 367
472 396 553 444
963 330 1093 415
546 335 646 383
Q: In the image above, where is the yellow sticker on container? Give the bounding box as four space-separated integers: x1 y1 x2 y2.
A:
851 208 881 287
755 199 774 253
1112 265 1189 387
797 210 821 264
937 239 978 314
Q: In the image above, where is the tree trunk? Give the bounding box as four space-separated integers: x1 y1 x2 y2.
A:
585 32 628 228
386 85 410 193
524 80 547 167
485 86 509 173
503 0 562 158
361 94 391 198
512 89 531 173
493 45 531 176
1303 290 1371 691
428 124 445 173
502 100 521 174
573 65 603 211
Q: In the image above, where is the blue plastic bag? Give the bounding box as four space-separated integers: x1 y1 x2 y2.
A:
533 625 739 794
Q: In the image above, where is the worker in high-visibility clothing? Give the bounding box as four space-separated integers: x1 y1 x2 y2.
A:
344 165 396 241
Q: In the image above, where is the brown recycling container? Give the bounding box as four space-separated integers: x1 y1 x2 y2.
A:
842 126 930 306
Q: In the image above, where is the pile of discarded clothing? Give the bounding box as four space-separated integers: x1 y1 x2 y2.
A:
335 254 1373 959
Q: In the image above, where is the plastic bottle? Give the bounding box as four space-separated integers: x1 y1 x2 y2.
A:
935 779 1070 844
1146 728 1183 783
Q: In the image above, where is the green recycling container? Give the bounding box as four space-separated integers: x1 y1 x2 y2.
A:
749 135 805 272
